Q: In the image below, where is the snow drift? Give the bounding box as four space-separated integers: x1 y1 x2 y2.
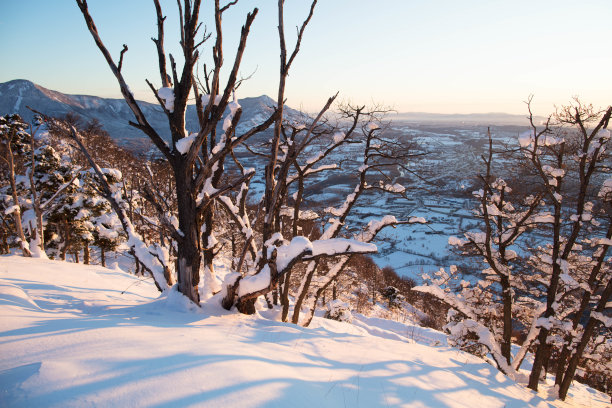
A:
0 256 607 407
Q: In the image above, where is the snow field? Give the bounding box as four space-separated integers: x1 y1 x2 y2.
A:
0 256 608 407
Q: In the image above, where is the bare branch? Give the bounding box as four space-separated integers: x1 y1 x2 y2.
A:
117 44 128 73
75 0 172 160
145 79 171 117
186 7 259 165
285 0 317 72
220 0 239 13
152 0 170 87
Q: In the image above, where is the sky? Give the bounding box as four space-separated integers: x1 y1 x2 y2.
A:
0 0 610 116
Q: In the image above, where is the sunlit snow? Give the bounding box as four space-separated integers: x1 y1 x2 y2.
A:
0 256 608 407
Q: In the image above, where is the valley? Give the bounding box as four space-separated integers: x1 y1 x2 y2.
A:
0 79 534 282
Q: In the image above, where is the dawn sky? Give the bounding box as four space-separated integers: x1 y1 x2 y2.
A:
1 0 610 116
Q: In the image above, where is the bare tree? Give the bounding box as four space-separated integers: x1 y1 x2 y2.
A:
524 99 612 396
219 99 425 321
75 0 275 303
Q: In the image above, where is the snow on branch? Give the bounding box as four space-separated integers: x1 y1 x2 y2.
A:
225 235 377 309
444 315 521 380
157 87 175 112
414 277 522 379
591 311 612 328
275 236 376 278
413 282 478 321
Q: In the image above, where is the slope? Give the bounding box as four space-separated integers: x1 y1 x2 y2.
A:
0 256 607 407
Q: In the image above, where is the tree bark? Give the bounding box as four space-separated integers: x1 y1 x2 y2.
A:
174 165 201 304
558 278 612 400
500 276 512 365
84 244 90 265
280 270 291 322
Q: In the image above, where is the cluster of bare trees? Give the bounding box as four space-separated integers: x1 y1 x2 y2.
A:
68 0 427 324
416 99 612 399
6 1 608 400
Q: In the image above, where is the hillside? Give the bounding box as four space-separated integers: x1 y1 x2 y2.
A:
0 79 299 152
0 256 607 407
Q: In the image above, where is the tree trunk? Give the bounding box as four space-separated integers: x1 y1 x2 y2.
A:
280 271 291 322
236 297 256 314
175 167 201 304
554 346 571 388
29 139 45 254
201 207 215 294
272 287 279 306
529 330 551 390
500 276 512 365
60 220 69 261
84 244 90 265
292 261 318 324
529 202 563 391
558 326 591 400
558 279 612 400
100 247 106 267
230 233 237 270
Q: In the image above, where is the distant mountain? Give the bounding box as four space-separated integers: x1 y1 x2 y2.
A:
391 111 543 126
0 79 300 152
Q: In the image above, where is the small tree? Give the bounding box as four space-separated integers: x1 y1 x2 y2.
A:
0 114 32 257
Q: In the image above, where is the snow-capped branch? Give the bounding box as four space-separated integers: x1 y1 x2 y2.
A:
223 236 377 312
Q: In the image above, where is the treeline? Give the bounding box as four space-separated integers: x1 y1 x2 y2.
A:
0 113 171 269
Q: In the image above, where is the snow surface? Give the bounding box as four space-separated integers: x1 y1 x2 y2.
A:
0 256 608 408
158 87 175 112
176 132 199 154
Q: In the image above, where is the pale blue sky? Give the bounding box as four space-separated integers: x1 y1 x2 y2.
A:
1 0 610 115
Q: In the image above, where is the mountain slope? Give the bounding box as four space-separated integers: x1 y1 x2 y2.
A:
0 255 607 407
0 79 297 152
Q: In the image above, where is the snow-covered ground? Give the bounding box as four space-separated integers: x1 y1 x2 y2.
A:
0 256 608 407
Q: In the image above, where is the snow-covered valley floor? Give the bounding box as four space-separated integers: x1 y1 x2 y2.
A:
0 256 608 407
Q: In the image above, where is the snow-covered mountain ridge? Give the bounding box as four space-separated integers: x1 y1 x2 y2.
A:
0 255 607 407
0 79 298 152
